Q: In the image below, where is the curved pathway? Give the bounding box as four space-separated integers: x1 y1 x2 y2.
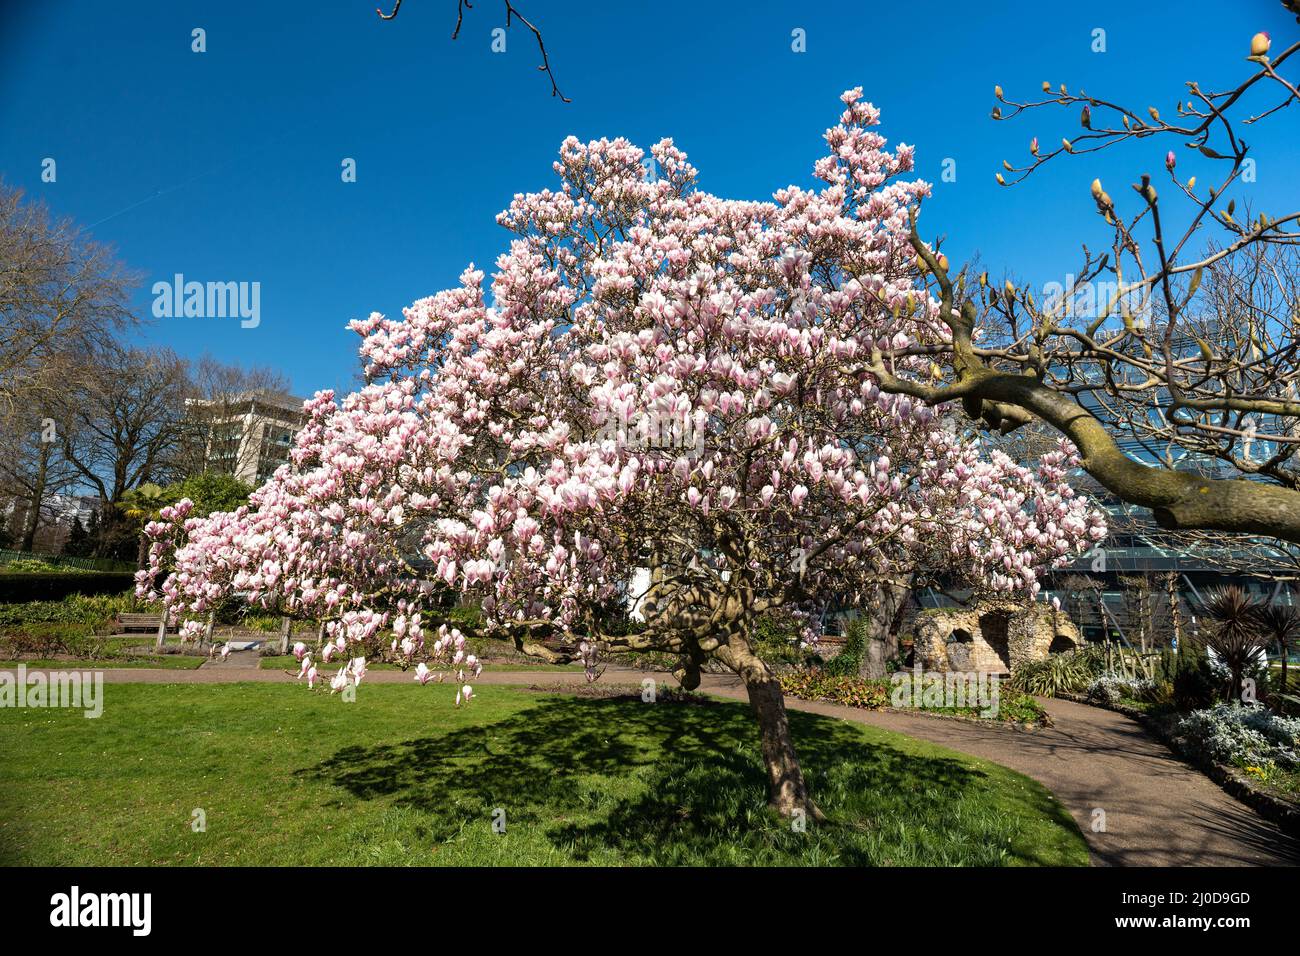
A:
21 657 1300 866
694 673 1300 866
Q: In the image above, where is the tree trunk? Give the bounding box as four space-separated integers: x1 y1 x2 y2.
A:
1167 573 1182 649
155 604 169 649
716 640 824 820
19 444 51 552
744 668 824 819
278 615 292 655
858 576 914 679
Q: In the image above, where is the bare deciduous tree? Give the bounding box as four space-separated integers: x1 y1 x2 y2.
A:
0 183 137 431
0 409 79 552
375 0 569 101
174 353 293 479
58 345 191 557
869 5 1300 545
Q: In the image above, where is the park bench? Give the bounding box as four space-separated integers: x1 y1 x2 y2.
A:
116 612 177 633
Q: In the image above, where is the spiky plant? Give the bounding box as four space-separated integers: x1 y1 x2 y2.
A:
1009 644 1104 698
1196 586 1267 702
1254 602 1300 698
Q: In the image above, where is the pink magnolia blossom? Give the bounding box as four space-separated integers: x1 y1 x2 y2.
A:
137 90 1104 712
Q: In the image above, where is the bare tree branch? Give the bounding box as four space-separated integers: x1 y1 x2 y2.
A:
377 0 570 102
874 8 1300 546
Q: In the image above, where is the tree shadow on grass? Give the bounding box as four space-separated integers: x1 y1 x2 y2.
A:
301 694 1063 865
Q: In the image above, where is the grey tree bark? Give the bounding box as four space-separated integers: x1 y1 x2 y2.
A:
857 577 914 679
715 636 825 820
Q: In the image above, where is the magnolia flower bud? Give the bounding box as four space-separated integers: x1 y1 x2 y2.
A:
1090 178 1104 200
1165 150 1176 170
1133 178 1157 204
1030 137 1039 155
994 84 1004 98
936 253 949 272
1041 80 1051 92
996 172 1006 185
1080 105 1091 128
1250 32 1271 57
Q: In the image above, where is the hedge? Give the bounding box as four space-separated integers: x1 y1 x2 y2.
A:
0 572 137 603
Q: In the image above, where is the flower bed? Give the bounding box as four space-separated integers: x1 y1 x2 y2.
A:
779 669 1047 725
1174 703 1300 779
1084 673 1158 707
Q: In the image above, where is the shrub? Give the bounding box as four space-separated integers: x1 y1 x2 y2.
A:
819 617 867 676
0 572 136 602
238 612 284 632
779 669 1046 723
1010 645 1103 697
1085 673 1157 706
779 669 891 710
1175 703 1300 771
1195 585 1270 702
446 604 485 630
995 687 1050 724
0 624 107 660
0 558 88 574
748 610 810 667
1205 645 1270 693
1162 643 1220 710
0 592 139 631
1256 603 1300 694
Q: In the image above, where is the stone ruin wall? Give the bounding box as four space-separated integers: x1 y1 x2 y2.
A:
907 602 1081 674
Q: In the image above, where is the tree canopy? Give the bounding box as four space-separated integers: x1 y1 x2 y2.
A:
139 90 1105 815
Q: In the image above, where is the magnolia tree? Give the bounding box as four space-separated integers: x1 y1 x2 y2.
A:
140 90 1105 817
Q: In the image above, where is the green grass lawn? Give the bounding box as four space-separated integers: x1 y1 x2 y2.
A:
258 655 580 672
0 683 1088 866
0 655 206 670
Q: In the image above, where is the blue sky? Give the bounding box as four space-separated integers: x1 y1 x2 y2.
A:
2 0 1297 399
